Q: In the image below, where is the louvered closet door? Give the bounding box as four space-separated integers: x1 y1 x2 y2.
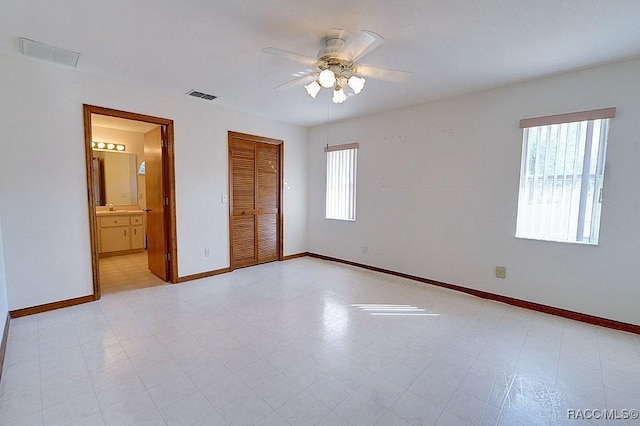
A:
231 141 258 267
229 133 281 269
256 143 279 263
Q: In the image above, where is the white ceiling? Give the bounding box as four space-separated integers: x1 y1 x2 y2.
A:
2 1 640 127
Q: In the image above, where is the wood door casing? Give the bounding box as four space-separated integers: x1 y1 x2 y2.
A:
83 104 178 299
229 132 282 270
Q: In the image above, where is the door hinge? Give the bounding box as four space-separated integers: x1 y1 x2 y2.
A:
162 139 167 149
598 188 603 203
166 253 171 261
163 197 169 205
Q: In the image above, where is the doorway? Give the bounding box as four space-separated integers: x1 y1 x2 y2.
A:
228 131 283 269
83 105 178 298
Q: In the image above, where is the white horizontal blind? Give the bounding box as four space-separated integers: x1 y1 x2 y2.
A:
325 143 358 221
516 109 613 244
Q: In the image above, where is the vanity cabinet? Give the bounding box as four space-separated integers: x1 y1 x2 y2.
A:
97 212 145 256
130 214 144 249
100 217 130 252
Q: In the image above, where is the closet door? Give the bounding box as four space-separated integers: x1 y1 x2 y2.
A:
256 143 279 263
229 132 282 269
230 140 258 268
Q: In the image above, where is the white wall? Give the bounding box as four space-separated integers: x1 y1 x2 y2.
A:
0 52 308 311
0 218 8 335
308 58 640 326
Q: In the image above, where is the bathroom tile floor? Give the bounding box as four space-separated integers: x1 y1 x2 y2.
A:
2 257 639 425
99 251 167 294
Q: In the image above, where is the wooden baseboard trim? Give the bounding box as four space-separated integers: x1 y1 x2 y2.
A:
307 252 640 335
282 252 309 261
0 313 10 382
9 295 96 319
177 267 232 283
178 255 308 282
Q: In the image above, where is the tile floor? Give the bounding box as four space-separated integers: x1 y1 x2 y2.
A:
99 252 167 294
1 257 639 425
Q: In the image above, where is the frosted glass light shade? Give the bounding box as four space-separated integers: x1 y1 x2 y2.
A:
305 81 321 98
348 76 366 94
319 69 336 88
332 87 347 104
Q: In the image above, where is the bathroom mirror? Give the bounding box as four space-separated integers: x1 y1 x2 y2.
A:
93 152 138 206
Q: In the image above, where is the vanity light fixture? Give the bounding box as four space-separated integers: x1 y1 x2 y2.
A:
92 141 126 152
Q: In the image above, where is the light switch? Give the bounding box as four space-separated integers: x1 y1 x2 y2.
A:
222 194 228 203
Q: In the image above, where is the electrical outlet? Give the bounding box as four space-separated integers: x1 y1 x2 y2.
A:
495 266 506 279
361 245 368 254
204 248 211 257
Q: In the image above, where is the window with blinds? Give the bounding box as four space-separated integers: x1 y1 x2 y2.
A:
515 108 614 244
325 143 358 221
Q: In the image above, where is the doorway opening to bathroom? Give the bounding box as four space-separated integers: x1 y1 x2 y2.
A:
83 105 178 298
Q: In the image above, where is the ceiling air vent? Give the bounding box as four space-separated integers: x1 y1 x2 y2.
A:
187 90 217 101
19 37 80 67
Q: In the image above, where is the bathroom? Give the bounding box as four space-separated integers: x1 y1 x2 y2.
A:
91 114 166 293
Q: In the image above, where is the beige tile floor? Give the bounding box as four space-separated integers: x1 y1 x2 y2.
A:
99 252 167 294
1 257 639 425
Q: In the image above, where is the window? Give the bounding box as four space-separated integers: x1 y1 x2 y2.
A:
516 108 615 244
325 143 358 221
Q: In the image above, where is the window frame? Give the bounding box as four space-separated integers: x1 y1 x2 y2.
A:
325 142 359 221
515 108 615 245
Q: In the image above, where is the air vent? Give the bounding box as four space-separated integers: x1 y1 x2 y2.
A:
19 37 80 67
187 90 217 101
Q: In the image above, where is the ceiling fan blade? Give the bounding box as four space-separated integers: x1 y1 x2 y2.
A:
354 65 412 83
273 72 318 90
340 30 384 62
261 47 317 65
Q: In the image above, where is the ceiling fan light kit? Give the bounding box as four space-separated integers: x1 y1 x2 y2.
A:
262 29 410 105
310 58 366 103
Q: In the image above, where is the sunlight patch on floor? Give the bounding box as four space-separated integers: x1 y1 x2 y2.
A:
351 303 440 316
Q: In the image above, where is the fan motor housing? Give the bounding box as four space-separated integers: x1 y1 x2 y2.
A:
317 37 345 59
317 56 354 75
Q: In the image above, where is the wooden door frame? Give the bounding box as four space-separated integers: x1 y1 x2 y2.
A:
228 131 284 270
83 104 178 299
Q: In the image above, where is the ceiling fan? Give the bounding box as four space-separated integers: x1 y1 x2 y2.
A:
262 29 411 104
